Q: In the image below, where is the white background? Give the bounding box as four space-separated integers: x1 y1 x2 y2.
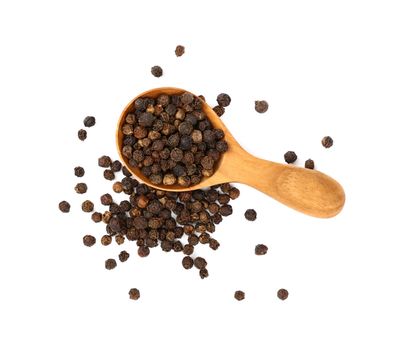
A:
1 0 411 349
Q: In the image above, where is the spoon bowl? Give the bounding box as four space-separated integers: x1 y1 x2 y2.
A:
117 87 345 218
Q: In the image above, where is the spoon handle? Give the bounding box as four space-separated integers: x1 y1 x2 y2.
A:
223 150 345 218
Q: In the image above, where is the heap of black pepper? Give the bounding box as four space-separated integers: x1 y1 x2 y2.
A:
120 92 228 187
90 154 239 279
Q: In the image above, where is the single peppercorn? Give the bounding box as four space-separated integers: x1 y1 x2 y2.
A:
111 160 122 172
213 105 225 117
78 129 87 141
119 250 130 262
254 100 269 113
112 181 123 193
101 235 112 246
151 65 163 77
277 289 289 300
322 136 333 148
100 193 113 206
194 257 207 269
58 201 70 213
305 159 315 169
74 183 87 194
182 256 194 269
284 151 297 164
228 187 240 200
138 246 150 257
74 166 85 177
105 259 117 270
199 268 209 279
234 291 245 301
81 200 94 212
175 45 185 57
103 169 115 181
98 155 112 168
217 93 231 107
244 209 257 221
219 204 233 217
129 288 140 300
115 235 125 245
255 244 268 255
83 235 96 247
91 212 102 223
83 116 95 127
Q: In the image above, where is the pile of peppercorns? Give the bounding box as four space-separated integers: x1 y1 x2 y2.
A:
120 91 228 187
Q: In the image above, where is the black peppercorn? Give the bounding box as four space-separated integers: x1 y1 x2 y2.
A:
151 65 163 77
81 200 94 212
194 257 207 269
217 93 231 107
255 244 268 255
83 235 96 247
199 268 209 279
321 136 333 148
83 116 96 127
105 258 117 270
103 169 115 181
244 209 257 221
277 289 289 300
234 290 245 301
119 250 130 262
74 183 87 194
254 100 269 113
100 194 113 206
138 246 150 257
175 45 185 57
284 151 297 164
78 129 87 141
98 156 112 168
74 166 85 177
129 288 140 300
212 105 225 117
305 159 315 169
101 235 112 246
91 212 102 223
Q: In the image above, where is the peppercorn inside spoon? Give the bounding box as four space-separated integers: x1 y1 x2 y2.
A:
116 87 345 218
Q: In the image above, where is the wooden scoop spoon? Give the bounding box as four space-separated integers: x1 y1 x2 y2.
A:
116 87 345 218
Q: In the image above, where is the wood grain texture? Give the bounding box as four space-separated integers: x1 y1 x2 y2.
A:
116 87 345 218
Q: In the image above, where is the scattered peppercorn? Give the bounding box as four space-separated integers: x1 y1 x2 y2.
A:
255 100 269 113
194 257 207 269
305 159 315 169
98 156 112 168
91 212 102 223
74 183 87 194
103 169 115 181
182 256 194 269
175 45 185 57
83 235 96 247
129 288 140 300
59 201 70 213
105 259 117 270
101 235 112 246
321 136 333 148
78 129 87 141
83 116 96 127
81 200 94 212
244 209 257 221
284 151 297 164
255 244 268 255
199 268 209 279
234 291 245 301
119 250 130 262
138 246 150 257
213 105 225 117
74 166 85 177
111 160 122 172
151 65 163 77
217 93 231 107
277 289 289 300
